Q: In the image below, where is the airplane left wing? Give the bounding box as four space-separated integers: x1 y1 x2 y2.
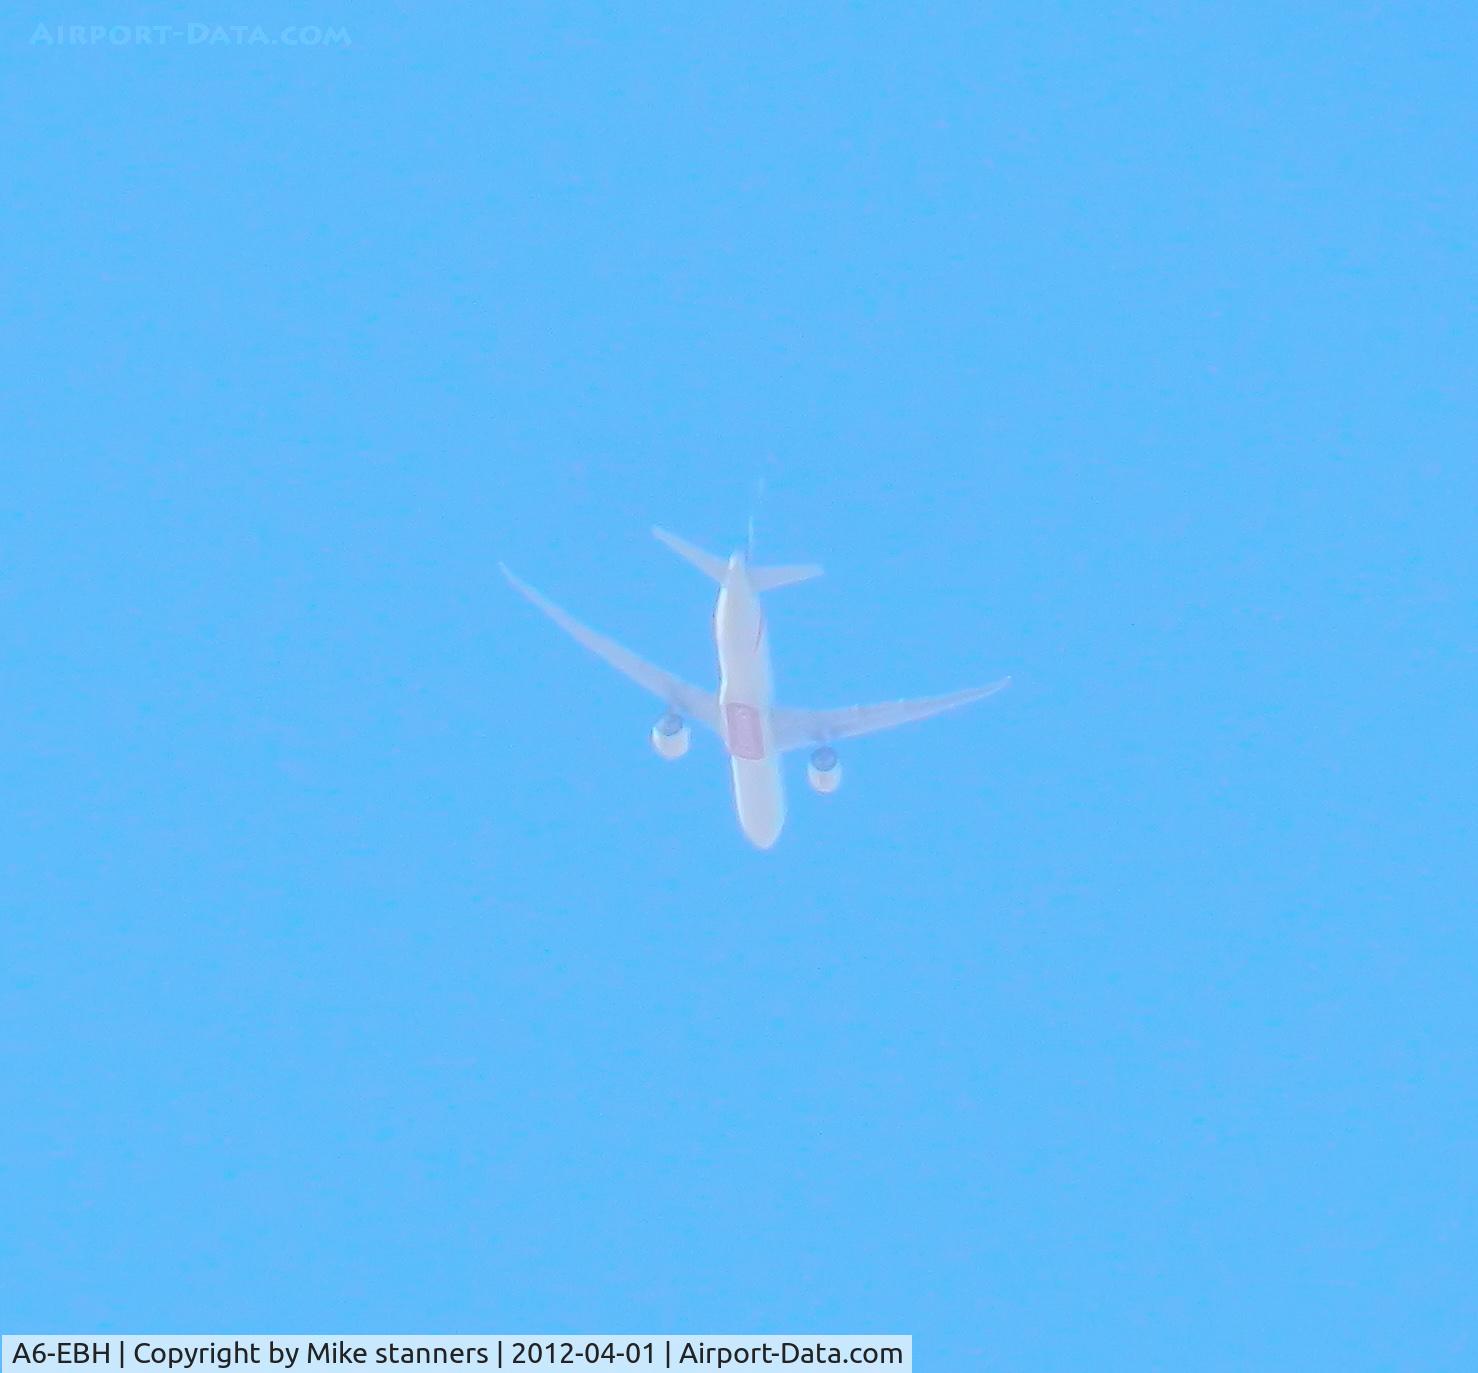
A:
770 679 1010 752
500 563 721 733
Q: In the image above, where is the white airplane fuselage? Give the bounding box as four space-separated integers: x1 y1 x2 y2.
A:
714 552 785 849
501 527 1009 852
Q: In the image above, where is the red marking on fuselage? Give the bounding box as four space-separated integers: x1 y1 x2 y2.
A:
724 702 767 759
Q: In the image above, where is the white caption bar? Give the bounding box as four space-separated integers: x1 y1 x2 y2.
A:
3 1338 911 1372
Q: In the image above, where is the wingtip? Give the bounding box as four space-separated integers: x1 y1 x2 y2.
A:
965 675 1012 702
498 561 532 596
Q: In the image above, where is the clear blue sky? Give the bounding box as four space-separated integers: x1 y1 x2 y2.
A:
3 5 1474 1368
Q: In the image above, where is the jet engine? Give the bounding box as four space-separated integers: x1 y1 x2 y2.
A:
651 711 690 760
807 746 841 794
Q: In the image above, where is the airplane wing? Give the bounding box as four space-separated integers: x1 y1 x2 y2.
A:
500 563 721 733
770 679 1010 753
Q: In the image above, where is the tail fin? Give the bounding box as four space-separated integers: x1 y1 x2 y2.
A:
741 480 820 590
749 563 823 592
652 527 727 582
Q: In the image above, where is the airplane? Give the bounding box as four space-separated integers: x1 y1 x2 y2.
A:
500 527 1009 850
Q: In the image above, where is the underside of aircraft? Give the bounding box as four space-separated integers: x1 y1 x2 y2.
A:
502 525 1009 846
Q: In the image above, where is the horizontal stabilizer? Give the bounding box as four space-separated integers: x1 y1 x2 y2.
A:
749 563 824 592
652 527 728 582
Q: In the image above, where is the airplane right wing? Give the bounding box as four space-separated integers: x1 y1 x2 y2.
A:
770 679 1010 753
500 563 721 733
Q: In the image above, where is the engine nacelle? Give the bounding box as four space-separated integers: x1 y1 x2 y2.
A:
651 711 690 760
808 746 841 794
